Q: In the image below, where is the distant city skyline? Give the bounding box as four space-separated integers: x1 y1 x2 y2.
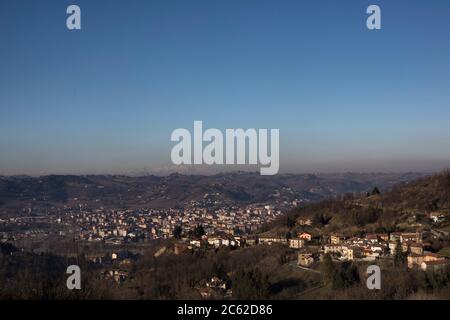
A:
1 0 450 175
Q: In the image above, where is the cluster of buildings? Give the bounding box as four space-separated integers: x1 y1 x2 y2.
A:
322 231 449 271
1 202 284 247
247 229 449 272
323 232 416 261
62 204 281 244
198 276 231 299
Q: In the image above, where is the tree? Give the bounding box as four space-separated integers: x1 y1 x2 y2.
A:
371 186 381 196
285 214 296 228
193 224 205 238
172 225 182 239
285 231 292 241
394 240 406 267
211 262 227 280
332 262 360 290
320 254 359 289
232 267 269 299
0 243 18 255
428 198 439 211
350 208 381 227
313 212 331 227
320 253 335 285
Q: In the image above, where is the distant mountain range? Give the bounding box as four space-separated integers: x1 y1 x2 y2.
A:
0 172 429 214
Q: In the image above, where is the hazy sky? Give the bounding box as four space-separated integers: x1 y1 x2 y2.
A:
1 0 450 175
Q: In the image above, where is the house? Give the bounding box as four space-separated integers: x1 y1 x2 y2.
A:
324 244 345 256
407 252 446 269
421 260 449 271
390 232 402 242
103 269 128 284
298 232 312 241
199 288 212 299
330 234 343 245
370 244 385 254
298 253 314 267
347 246 361 261
207 237 222 248
206 276 227 290
408 253 425 268
258 237 287 245
298 218 312 226
190 240 201 247
245 238 257 246
402 242 410 253
409 243 424 255
289 238 305 249
377 233 389 242
401 241 423 255
430 212 445 223
348 237 364 245
388 241 398 254
362 249 379 261
400 232 422 244
365 234 379 243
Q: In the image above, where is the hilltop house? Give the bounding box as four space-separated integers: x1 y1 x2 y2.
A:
430 212 445 223
388 241 398 254
298 218 312 226
421 260 449 271
365 234 379 243
258 237 287 245
409 243 424 255
400 232 422 244
298 253 314 267
330 234 344 245
324 244 346 256
298 232 312 241
206 276 227 290
407 252 446 269
390 232 402 242
289 238 305 249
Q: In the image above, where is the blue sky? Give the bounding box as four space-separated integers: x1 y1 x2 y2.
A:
1 0 450 175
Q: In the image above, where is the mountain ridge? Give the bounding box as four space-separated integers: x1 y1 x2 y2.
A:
0 172 429 215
